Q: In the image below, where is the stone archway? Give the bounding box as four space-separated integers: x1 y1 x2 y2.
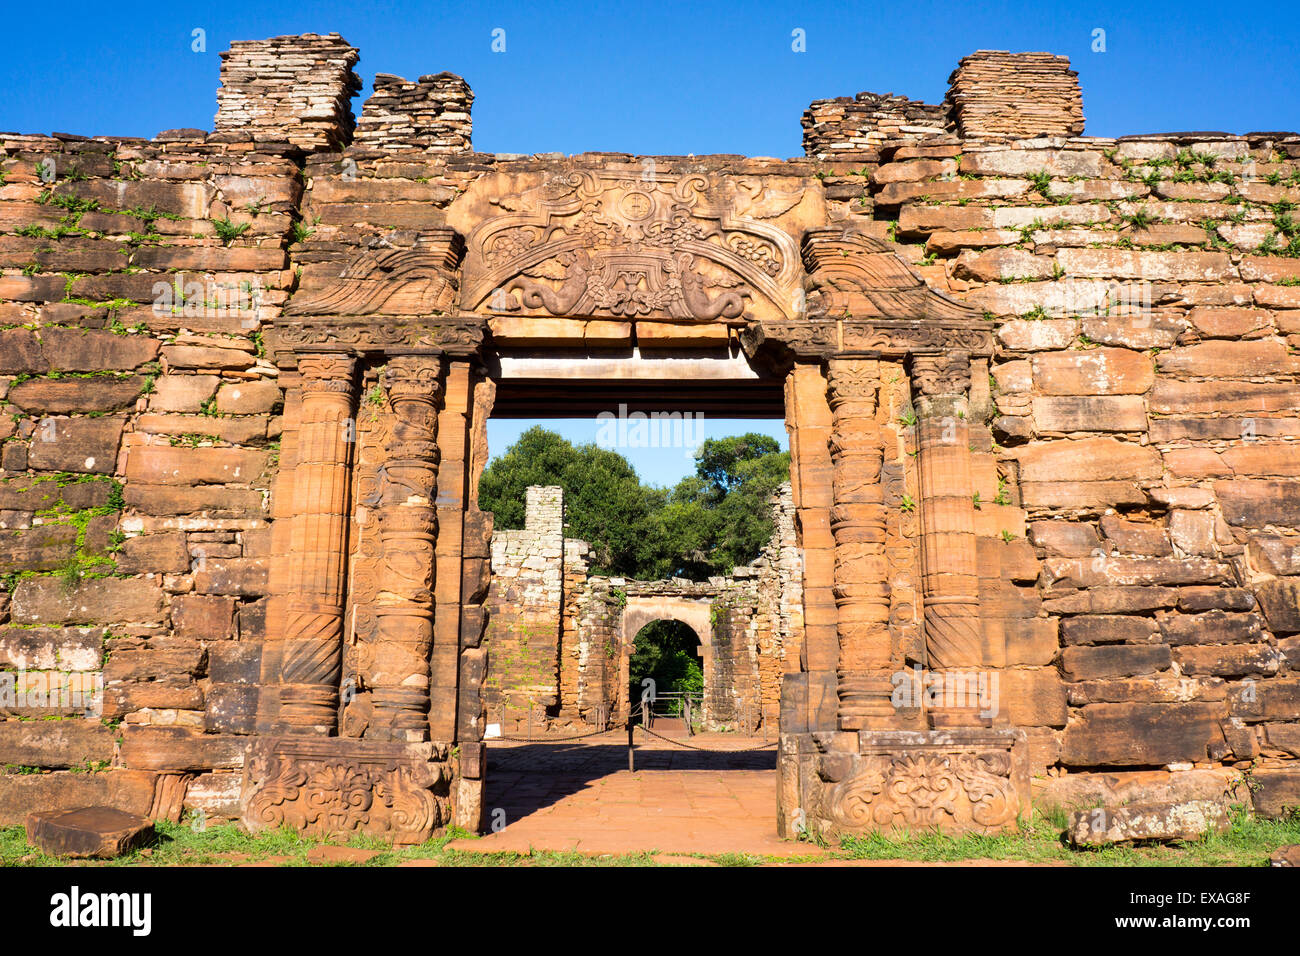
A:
623 597 712 725
248 155 1025 844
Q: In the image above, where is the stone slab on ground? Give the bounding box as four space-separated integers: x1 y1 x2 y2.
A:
1067 800 1230 846
25 806 154 858
305 845 381 865
1269 845 1300 866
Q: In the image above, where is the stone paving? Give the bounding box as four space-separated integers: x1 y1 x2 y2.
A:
446 729 814 857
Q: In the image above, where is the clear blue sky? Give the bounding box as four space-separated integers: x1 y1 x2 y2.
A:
6 1 1295 484
3 1 1297 153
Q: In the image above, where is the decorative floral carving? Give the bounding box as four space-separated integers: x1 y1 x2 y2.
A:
458 170 804 321
825 751 1019 831
241 739 445 843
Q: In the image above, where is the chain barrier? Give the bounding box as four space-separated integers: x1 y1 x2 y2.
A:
634 722 779 753
493 724 625 743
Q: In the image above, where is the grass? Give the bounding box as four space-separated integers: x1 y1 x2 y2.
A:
3 805 1295 867
837 805 1300 867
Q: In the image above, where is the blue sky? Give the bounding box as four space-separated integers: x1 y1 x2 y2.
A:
4 0 1297 153
6 1 1296 484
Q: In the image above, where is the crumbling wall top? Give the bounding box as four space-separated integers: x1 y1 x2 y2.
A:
213 32 362 153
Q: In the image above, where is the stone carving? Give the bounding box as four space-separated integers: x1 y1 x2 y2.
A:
270 317 485 357
827 359 896 729
912 350 972 397
353 355 444 741
279 354 357 735
911 355 984 725
802 227 983 323
284 229 463 317
825 751 1019 830
241 738 444 844
743 319 994 362
452 168 809 322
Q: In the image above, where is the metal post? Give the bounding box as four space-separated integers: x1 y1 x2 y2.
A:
627 714 635 772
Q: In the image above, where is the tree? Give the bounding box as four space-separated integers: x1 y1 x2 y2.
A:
477 426 664 577
478 426 791 581
662 433 791 576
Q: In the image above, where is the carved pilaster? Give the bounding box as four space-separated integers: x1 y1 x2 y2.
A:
370 355 443 740
827 358 894 729
280 354 358 734
912 352 984 727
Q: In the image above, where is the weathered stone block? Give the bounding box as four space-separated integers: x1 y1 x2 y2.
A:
5 376 144 413
27 416 125 474
1060 615 1157 645
115 532 189 575
1067 800 1229 846
1160 611 1266 645
1251 768 1300 819
0 768 156 825
1017 437 1161 482
1032 395 1146 432
25 806 154 859
1173 643 1280 677
1061 703 1223 766
1061 644 1172 680
119 726 246 771
1032 347 1153 395
1254 579 1300 634
0 720 115 768
126 445 268 486
11 577 166 626
40 328 159 372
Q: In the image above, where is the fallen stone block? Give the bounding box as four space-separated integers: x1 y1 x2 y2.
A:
1067 800 1230 846
25 806 154 858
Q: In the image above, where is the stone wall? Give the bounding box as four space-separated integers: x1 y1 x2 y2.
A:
0 125 294 824
353 73 474 153
482 486 563 732
803 93 949 161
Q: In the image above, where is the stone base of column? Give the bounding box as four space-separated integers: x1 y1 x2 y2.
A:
240 737 454 845
779 728 1029 839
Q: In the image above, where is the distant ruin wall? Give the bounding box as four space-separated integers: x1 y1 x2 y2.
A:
483 484 804 734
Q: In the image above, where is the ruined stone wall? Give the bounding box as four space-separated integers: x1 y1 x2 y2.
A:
481 486 563 733
558 552 623 728
803 93 949 160
0 128 296 824
483 484 803 734
815 111 1300 812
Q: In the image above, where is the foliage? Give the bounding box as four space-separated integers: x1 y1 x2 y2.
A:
477 427 790 580
629 619 703 698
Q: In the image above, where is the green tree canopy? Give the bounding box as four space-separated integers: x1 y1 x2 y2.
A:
477 426 790 580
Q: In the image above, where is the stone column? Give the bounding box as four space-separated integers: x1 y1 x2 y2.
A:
827 358 895 729
912 352 985 727
279 354 357 734
782 363 838 732
370 354 443 740
430 360 473 742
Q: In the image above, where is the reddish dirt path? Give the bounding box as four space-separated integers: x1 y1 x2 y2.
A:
447 729 816 858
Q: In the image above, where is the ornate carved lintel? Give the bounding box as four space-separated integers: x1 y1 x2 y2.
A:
269 316 486 360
